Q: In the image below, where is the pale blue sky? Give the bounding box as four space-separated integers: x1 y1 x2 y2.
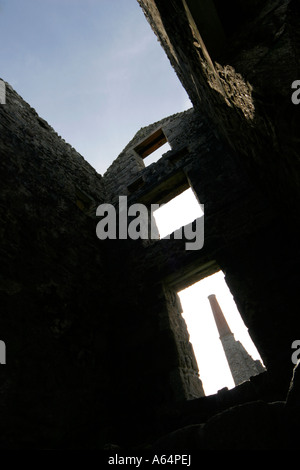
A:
0 0 191 174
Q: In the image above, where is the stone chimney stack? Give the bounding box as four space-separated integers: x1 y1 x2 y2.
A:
208 294 265 386
208 294 232 338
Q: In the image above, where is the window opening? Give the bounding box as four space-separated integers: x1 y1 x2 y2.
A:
153 187 203 238
144 141 171 166
134 128 171 166
178 271 265 396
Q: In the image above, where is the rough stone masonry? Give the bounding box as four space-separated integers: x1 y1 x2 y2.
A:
0 0 300 451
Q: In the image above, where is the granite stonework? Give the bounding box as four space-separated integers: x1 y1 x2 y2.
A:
137 0 300 214
0 0 299 451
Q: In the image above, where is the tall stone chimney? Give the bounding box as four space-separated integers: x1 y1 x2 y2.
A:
208 294 265 386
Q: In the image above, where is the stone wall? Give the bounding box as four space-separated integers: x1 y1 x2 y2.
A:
137 0 300 216
0 82 211 448
103 109 195 203
107 96 300 446
112 105 295 384
0 81 115 448
1 76 299 450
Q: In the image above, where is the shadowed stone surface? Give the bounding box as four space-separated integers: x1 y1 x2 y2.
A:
0 0 299 451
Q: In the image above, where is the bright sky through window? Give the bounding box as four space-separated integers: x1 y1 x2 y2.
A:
178 271 264 395
153 188 203 238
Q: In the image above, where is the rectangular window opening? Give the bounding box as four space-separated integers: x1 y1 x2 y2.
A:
177 271 266 396
153 187 203 239
134 128 171 166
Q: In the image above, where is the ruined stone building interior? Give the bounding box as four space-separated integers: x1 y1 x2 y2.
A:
0 0 300 452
